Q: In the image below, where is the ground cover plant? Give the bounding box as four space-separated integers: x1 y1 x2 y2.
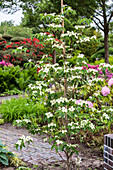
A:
0 140 14 166
0 60 40 95
0 96 48 123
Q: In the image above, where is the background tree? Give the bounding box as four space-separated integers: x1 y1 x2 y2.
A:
0 0 112 63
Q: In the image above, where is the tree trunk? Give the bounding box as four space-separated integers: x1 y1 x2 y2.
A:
104 29 109 63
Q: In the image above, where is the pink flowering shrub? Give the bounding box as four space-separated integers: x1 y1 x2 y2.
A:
82 64 113 79
86 101 93 108
0 60 13 67
101 86 110 96
76 99 93 108
108 78 113 87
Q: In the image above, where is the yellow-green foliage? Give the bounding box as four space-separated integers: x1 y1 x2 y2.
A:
10 157 26 167
94 55 113 65
0 119 4 124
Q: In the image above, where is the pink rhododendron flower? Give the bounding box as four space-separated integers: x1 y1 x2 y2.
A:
87 101 93 108
108 78 113 87
101 86 110 96
76 99 82 104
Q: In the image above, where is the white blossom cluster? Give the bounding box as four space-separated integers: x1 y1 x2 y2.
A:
76 35 96 43
49 23 62 28
103 113 110 119
28 81 47 95
56 140 63 145
81 120 95 129
16 135 33 146
86 68 98 73
52 44 64 49
65 54 73 59
75 25 85 29
46 38 55 44
45 112 53 118
44 13 56 16
16 119 31 124
99 63 113 69
61 31 79 38
50 97 68 106
77 54 84 58
73 66 83 71
61 130 67 134
87 78 104 85
45 88 55 94
102 107 113 116
48 122 56 127
67 75 82 81
68 122 79 129
39 32 47 36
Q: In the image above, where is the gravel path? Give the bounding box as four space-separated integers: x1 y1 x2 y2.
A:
0 94 25 103
0 124 65 165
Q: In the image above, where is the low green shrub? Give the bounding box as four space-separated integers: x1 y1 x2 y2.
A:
0 140 14 166
91 47 113 61
94 55 113 65
0 97 48 123
0 63 39 93
0 119 4 124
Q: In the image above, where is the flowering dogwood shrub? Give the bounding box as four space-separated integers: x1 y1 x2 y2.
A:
14 9 113 170
14 55 113 169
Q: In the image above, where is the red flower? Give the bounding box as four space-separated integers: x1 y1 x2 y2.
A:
19 58 22 61
21 42 26 44
15 42 20 44
32 53 36 57
12 58 16 62
3 55 7 59
6 45 12 49
37 67 42 73
44 32 49 35
26 50 29 53
3 41 7 43
3 48 6 50
33 38 40 43
40 52 45 54
55 39 62 43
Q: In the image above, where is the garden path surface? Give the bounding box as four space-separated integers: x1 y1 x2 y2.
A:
0 95 104 169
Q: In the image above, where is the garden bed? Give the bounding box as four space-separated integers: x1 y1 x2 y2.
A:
0 123 103 170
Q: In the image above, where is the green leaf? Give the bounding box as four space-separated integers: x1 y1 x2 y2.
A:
0 157 9 165
0 153 7 160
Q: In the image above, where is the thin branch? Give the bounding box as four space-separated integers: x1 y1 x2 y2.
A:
87 9 104 27
58 151 66 162
108 12 113 23
92 18 104 32
93 14 104 27
87 6 103 17
95 10 103 17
